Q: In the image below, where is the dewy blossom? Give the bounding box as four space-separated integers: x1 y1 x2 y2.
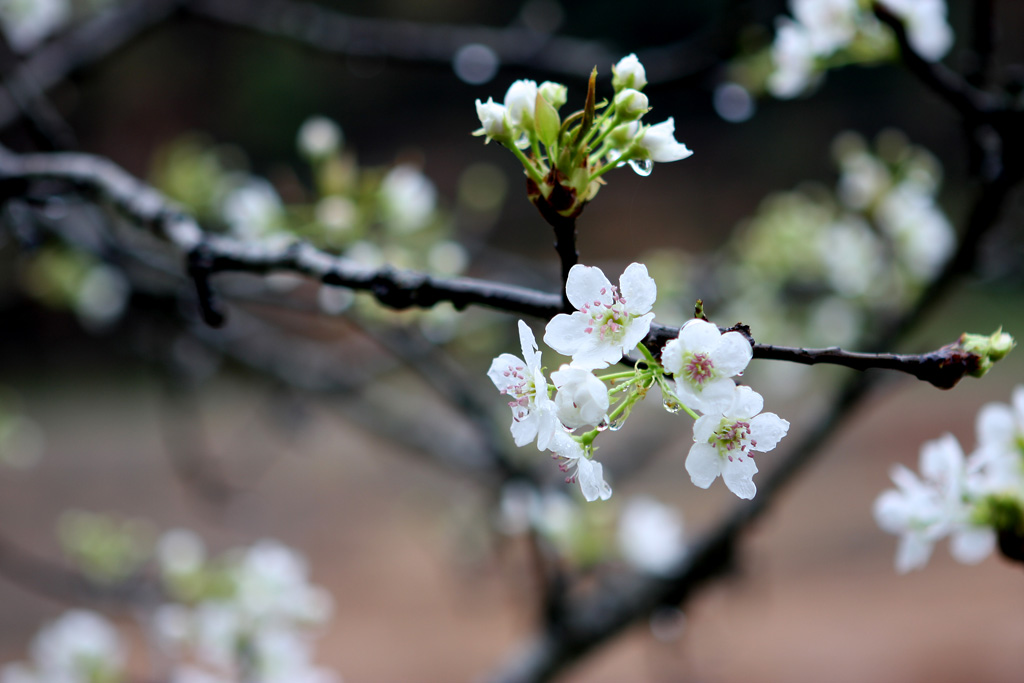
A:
873 434 995 573
544 263 657 370
551 364 609 429
662 319 753 414
632 118 694 164
549 432 612 502
686 385 789 499
489 320 560 450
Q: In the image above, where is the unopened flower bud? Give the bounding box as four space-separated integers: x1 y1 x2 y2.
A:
475 97 510 143
612 53 647 92
960 328 1015 377
613 88 649 121
539 81 568 110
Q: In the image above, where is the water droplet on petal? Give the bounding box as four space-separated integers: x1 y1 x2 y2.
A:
596 421 609 432
628 158 653 176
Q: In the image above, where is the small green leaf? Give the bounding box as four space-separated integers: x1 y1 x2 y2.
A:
535 92 561 150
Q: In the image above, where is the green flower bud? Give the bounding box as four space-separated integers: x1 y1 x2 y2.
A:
960 328 1015 377
539 81 568 110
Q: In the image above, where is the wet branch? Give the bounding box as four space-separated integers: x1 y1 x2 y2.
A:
0 145 995 391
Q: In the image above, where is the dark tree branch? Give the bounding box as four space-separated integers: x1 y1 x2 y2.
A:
0 145 997 391
872 4 1005 120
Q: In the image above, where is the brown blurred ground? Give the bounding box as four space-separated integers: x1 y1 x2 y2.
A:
0 348 1022 682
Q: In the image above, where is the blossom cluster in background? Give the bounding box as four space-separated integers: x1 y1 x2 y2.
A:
720 0 954 107
488 263 789 502
149 115 496 342
0 529 338 683
709 129 953 352
875 386 1024 573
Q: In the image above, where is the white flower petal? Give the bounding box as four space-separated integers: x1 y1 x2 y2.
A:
678 319 720 351
619 263 656 314
685 443 721 489
950 526 996 565
722 455 758 500
487 353 523 393
895 532 934 573
712 331 753 377
727 385 764 419
749 413 790 453
564 264 613 310
577 458 612 502
544 313 593 358
679 377 735 414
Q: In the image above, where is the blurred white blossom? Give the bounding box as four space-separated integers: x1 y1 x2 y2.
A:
0 0 69 53
618 497 686 575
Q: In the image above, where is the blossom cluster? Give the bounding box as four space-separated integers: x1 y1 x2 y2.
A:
488 262 789 502
709 130 954 353
474 54 692 217
153 533 337 683
1 528 339 683
151 117 477 341
874 385 1024 573
766 0 953 98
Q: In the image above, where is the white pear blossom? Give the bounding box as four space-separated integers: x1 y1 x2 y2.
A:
0 0 69 54
874 433 995 572
296 116 342 159
970 387 1024 495
612 53 647 92
380 164 437 234
617 496 686 576
544 263 657 370
767 18 818 98
791 0 859 55
875 183 954 280
504 79 538 129
221 177 288 246
879 0 953 61
475 97 509 142
2 610 126 683
686 385 789 499
633 118 694 164
549 432 612 502
235 540 333 625
551 364 609 429
819 216 884 297
489 320 560 450
661 319 753 414
837 149 892 210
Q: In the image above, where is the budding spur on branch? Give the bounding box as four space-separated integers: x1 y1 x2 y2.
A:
473 54 692 219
